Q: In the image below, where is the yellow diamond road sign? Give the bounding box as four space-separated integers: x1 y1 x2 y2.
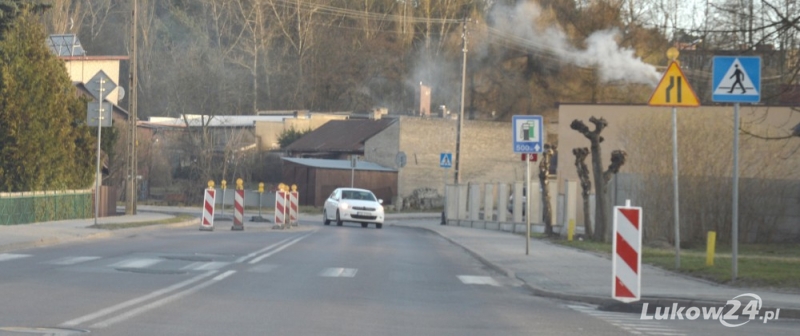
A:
648 62 700 107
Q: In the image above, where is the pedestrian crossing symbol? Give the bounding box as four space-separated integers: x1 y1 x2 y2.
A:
712 56 761 103
440 153 452 168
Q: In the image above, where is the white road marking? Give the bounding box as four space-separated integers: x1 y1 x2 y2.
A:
180 262 203 270
248 264 279 273
457 275 500 286
89 271 237 328
568 304 686 336
0 253 31 262
46 256 101 265
192 261 229 271
320 268 358 277
61 271 218 327
110 258 162 269
235 236 295 263
249 232 314 264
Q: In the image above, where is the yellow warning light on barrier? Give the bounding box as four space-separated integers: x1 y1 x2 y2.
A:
258 183 264 193
236 178 244 190
208 180 215 189
221 180 227 189
291 184 297 192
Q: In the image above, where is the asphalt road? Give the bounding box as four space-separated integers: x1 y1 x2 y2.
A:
0 219 797 336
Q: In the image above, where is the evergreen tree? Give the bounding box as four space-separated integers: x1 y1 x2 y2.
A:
0 7 93 191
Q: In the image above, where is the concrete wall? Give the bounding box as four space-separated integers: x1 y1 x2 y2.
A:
366 117 531 200
557 104 800 228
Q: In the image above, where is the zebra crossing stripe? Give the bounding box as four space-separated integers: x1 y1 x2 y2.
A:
0 253 31 262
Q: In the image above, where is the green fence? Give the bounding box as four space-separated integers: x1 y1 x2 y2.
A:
0 190 93 225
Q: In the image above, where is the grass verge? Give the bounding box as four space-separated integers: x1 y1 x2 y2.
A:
535 234 800 289
87 214 197 230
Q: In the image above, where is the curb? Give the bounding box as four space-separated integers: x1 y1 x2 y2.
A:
0 218 200 253
394 223 800 320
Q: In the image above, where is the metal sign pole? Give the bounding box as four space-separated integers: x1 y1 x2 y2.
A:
732 103 740 281
672 106 681 269
526 155 531 255
94 79 105 226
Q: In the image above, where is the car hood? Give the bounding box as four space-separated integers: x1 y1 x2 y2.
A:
341 200 383 209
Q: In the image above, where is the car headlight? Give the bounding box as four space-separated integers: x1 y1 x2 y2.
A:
339 202 349 210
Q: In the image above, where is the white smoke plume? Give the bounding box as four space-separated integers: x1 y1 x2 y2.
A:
486 2 660 86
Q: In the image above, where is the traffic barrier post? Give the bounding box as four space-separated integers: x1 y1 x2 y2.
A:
200 180 216 231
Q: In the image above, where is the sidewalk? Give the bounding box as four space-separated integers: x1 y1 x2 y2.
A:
0 210 197 253
390 219 800 319
2 208 797 319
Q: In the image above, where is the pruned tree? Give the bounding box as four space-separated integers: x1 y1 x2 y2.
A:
538 143 556 236
573 147 592 238
570 116 627 241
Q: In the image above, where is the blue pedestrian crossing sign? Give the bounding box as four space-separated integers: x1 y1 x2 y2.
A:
440 153 453 168
712 56 761 103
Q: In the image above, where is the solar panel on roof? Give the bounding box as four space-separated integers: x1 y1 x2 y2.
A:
47 34 86 56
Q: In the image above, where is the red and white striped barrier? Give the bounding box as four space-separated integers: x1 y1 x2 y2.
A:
289 191 299 226
232 189 245 230
612 201 642 303
200 188 216 231
275 190 286 228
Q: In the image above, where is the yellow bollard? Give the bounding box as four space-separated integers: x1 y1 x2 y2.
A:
567 219 575 242
706 231 716 266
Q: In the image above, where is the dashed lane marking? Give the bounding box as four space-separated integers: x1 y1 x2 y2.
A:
457 275 500 286
320 268 358 277
0 253 31 262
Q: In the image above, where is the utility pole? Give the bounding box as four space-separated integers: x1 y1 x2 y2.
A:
454 18 467 184
126 0 138 215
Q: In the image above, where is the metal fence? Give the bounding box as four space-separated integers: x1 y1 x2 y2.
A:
0 190 93 225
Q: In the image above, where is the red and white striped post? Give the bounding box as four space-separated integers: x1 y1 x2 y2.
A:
289 186 299 226
200 181 216 231
232 178 245 231
612 200 642 303
275 189 287 229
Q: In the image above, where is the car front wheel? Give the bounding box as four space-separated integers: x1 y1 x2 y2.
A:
323 209 330 225
336 210 343 226
376 223 383 229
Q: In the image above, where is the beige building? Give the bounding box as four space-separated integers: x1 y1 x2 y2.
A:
253 112 348 150
364 116 537 198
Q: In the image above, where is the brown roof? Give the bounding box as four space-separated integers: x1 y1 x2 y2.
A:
286 118 396 153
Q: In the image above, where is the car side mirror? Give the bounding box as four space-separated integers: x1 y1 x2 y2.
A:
378 199 383 204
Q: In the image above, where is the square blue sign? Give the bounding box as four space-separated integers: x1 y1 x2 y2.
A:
712 56 761 103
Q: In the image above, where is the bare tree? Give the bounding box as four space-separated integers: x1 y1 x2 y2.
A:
573 147 593 238
570 116 627 241
538 143 556 236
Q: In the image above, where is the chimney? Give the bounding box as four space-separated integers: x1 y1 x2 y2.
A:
419 82 431 117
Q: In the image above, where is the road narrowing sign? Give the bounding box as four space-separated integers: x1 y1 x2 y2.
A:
648 62 700 107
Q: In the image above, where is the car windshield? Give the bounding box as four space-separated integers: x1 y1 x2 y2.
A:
341 190 376 201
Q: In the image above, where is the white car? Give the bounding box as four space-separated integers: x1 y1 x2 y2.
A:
323 188 385 229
